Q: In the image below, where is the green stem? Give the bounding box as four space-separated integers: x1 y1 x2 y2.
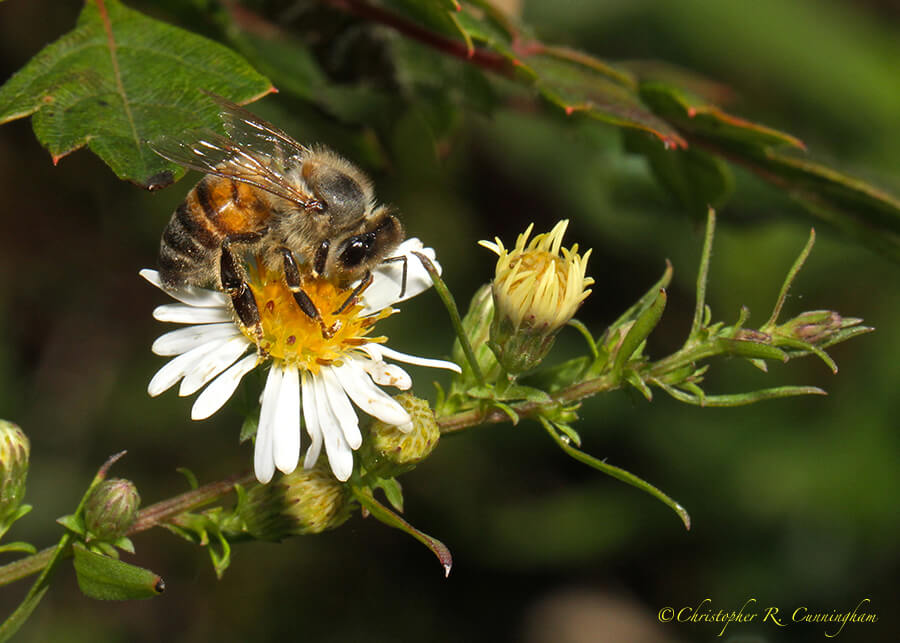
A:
412 251 486 386
0 471 252 588
690 208 716 339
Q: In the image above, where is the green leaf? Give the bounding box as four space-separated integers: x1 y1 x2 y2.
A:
639 82 805 149
604 260 673 338
624 129 734 220
714 338 788 362
351 485 452 577
372 477 405 513
0 541 37 556
239 415 258 444
654 380 827 407
540 418 690 530
0 586 48 643
0 0 272 188
72 543 165 601
527 53 686 149
613 288 667 376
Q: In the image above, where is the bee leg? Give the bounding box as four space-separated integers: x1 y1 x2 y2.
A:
333 271 374 315
281 248 338 339
381 254 409 299
220 240 266 353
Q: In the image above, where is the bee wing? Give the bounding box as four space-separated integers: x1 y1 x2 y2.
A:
150 97 318 209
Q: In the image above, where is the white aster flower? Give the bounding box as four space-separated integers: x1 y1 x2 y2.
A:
142 238 460 484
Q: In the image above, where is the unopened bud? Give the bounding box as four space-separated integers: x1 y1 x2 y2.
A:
0 421 29 529
776 310 843 344
239 463 352 541
479 220 593 374
84 479 140 542
362 394 439 478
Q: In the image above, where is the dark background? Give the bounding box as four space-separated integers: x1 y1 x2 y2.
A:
0 1 897 641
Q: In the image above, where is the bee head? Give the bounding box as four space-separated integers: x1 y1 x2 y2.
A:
327 209 404 286
302 150 374 228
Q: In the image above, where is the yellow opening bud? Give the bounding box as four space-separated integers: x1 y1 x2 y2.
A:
479 220 593 373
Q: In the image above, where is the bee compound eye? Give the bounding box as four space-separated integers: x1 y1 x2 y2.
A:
340 237 369 267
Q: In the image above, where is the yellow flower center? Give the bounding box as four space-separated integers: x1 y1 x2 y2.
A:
243 264 390 374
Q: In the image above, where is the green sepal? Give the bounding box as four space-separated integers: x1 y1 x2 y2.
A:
114 536 135 555
56 514 86 537
91 541 120 559
72 543 165 601
0 541 36 555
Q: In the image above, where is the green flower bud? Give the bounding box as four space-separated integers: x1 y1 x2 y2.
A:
0 421 29 529
479 220 593 374
775 310 843 344
362 394 440 478
84 479 141 543
239 463 352 541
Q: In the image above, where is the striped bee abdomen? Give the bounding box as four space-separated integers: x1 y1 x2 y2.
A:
158 176 271 288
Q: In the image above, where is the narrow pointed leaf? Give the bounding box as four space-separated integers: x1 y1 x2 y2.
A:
72 544 165 601
715 338 788 362
540 418 689 530
613 289 667 376
0 586 48 643
351 486 452 577
0 0 272 188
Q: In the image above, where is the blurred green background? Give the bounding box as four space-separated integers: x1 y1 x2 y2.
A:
0 1 897 641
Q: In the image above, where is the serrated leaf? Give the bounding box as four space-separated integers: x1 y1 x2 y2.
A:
0 0 272 188
528 54 686 149
639 82 805 150
72 543 165 601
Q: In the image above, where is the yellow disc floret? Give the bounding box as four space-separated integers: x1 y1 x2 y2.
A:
243 263 391 374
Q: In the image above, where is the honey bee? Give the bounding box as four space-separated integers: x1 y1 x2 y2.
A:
150 95 405 343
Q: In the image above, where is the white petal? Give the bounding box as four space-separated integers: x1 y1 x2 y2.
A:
148 337 230 396
361 238 441 314
361 359 412 391
140 269 229 307
377 345 462 373
179 336 252 396
320 366 362 449
191 353 259 420
254 367 283 483
152 323 242 356
272 366 301 474
312 374 354 481
301 371 323 469
154 303 233 324
335 359 411 426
